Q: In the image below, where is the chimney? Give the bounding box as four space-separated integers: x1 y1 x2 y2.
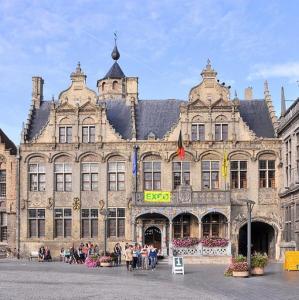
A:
32 76 44 109
281 86 286 116
244 87 253 100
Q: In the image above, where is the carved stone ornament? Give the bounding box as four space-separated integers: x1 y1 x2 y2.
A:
99 199 105 211
73 197 81 211
46 197 54 210
127 198 132 209
178 185 192 204
0 155 6 164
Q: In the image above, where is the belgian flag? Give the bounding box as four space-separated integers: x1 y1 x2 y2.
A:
177 130 185 159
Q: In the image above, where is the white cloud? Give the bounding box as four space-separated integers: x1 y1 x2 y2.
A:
247 62 299 81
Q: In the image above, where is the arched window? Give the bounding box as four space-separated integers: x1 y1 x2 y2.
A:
54 155 72 192
215 115 228 141
202 213 227 238
230 154 249 189
102 82 106 92
108 156 125 191
28 156 46 192
112 80 118 90
59 117 72 144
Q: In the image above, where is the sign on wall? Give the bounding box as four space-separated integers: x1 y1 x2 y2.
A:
144 191 171 203
172 256 184 275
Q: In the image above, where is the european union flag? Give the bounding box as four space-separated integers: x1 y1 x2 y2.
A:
132 146 137 176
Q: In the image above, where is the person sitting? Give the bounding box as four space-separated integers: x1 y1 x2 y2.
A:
38 246 45 262
63 248 70 263
44 246 52 262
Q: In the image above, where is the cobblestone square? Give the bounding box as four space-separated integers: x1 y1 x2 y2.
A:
0 259 298 300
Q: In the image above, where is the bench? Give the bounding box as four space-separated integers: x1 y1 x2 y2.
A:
29 251 39 261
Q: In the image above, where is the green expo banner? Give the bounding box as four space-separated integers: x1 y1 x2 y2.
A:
144 191 171 203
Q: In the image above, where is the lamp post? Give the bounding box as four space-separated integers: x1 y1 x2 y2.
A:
100 208 109 256
240 199 255 275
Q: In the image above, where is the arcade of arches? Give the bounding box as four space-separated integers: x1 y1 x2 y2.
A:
135 212 228 256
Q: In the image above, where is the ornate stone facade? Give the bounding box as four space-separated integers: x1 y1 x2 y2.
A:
277 95 299 253
18 46 282 259
0 129 17 251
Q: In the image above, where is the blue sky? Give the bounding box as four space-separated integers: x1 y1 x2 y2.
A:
0 0 298 144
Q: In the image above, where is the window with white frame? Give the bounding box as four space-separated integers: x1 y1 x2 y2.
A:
108 161 125 191
0 212 7 241
81 163 98 191
81 209 98 238
285 138 292 186
82 126 95 143
259 160 275 188
173 162 190 189
59 126 72 143
191 124 205 141
0 170 6 198
230 161 247 189
215 124 228 141
202 161 219 190
108 208 125 237
28 209 45 238
143 161 161 190
54 208 72 238
55 163 72 192
29 163 46 191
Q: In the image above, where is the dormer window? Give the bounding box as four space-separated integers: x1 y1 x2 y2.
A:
191 124 205 141
82 126 95 143
215 124 228 141
59 126 72 143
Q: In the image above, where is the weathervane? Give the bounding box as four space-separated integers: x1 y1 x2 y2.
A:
114 31 118 45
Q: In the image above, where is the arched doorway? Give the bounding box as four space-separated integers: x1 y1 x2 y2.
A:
144 226 161 249
238 221 275 258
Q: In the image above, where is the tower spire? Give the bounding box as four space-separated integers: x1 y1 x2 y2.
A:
281 86 286 116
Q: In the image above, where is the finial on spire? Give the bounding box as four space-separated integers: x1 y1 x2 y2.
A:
234 90 238 98
111 32 120 61
264 80 269 93
76 61 81 73
281 86 286 116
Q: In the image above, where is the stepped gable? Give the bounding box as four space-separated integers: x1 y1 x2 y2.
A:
27 101 52 141
0 128 17 154
135 99 185 140
239 99 275 138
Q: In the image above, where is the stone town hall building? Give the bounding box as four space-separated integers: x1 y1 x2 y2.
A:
19 45 282 260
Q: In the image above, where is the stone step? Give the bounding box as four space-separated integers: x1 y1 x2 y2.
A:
169 256 231 265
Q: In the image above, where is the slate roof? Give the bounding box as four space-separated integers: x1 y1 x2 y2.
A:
105 100 132 139
0 128 17 155
103 62 125 79
238 100 275 138
26 99 275 141
28 101 52 140
135 100 185 139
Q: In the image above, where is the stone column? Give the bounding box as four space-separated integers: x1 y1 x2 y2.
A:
168 221 173 257
198 221 202 240
162 223 167 256
131 221 136 242
137 221 143 245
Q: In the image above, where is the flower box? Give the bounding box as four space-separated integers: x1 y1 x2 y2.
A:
101 262 112 267
251 267 264 275
232 271 249 277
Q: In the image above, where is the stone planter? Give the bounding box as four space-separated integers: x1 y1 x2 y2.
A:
251 267 264 275
232 271 249 278
101 262 112 267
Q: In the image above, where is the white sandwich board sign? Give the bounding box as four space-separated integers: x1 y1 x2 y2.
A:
172 256 184 275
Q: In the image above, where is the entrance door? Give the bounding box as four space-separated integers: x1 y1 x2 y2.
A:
238 221 275 258
144 226 161 250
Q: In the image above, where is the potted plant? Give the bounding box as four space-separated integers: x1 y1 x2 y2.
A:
85 255 100 268
100 255 113 267
251 252 268 275
231 255 249 277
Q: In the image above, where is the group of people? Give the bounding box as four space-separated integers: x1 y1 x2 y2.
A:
60 243 100 264
124 243 158 271
38 246 52 262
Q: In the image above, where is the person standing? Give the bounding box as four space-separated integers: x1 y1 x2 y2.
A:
114 243 122 266
124 245 133 271
141 245 149 270
148 245 157 271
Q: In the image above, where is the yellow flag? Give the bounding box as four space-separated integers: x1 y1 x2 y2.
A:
221 150 228 178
